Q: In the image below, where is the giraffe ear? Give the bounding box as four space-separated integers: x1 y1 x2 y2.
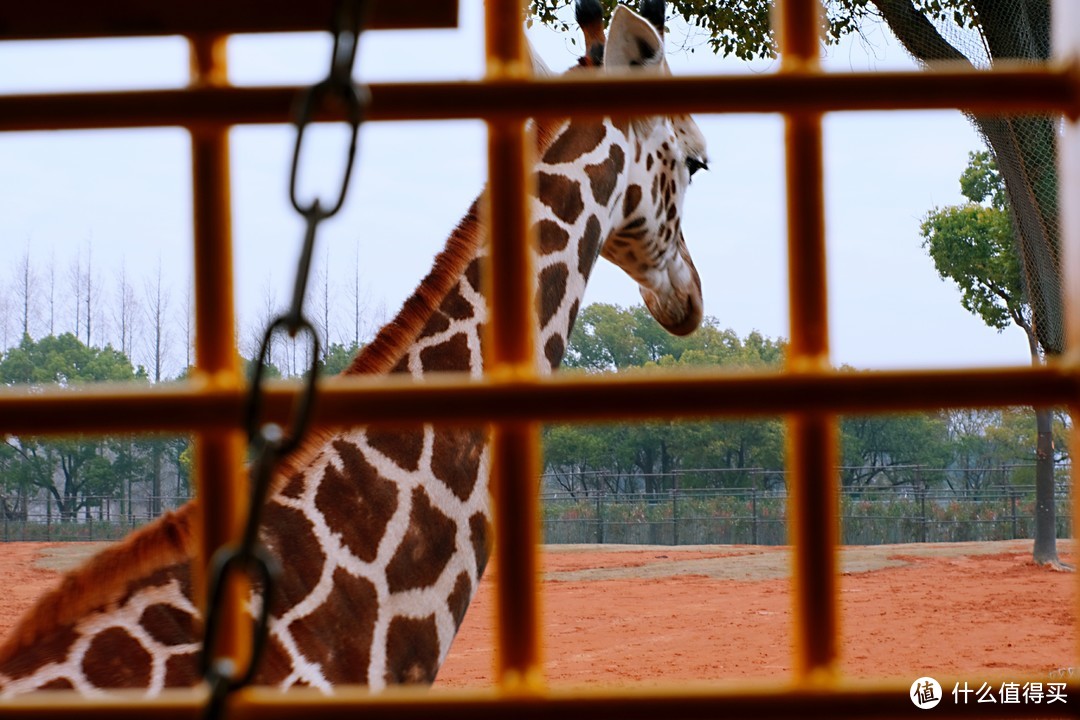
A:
603 5 663 72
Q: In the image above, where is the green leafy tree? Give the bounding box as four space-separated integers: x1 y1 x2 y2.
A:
546 305 787 492
0 333 147 520
922 151 1063 566
534 0 1060 354
839 409 950 488
321 341 364 376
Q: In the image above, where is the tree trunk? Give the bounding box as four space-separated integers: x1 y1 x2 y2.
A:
1031 405 1057 564
871 0 1062 355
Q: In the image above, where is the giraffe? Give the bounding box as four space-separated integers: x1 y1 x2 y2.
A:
0 1 708 695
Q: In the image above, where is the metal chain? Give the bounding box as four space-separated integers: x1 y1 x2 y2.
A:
200 3 369 718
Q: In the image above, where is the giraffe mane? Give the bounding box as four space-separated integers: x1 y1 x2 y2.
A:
0 502 197 662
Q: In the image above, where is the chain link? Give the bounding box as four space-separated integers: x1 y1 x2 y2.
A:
200 3 369 718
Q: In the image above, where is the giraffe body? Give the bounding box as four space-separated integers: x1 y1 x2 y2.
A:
0 2 708 695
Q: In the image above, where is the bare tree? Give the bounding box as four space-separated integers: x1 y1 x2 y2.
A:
180 278 194 372
113 260 140 360
247 275 280 372
69 251 82 341
144 259 172 383
47 248 57 337
83 240 95 347
14 244 36 339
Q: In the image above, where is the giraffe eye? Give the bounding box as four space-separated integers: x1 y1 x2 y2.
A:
686 157 708 177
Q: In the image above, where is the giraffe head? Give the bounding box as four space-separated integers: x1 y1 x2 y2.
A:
579 0 708 336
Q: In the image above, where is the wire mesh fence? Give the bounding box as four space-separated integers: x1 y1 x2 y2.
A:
541 485 1071 546
1 495 191 542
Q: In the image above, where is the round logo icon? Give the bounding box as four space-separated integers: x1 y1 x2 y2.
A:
911 677 943 709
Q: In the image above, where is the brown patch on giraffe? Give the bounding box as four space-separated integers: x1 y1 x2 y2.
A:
584 144 625 206
537 265 568 329
544 335 566 370
464 258 482 293
577 215 603 279
317 439 399 564
38 677 75 690
536 219 570 255
139 603 199 647
431 426 485 501
447 572 473 629
650 173 659 203
386 486 458 593
541 120 606 165
537 173 584 225
281 472 306 499
610 117 630 136
81 627 153 688
0 623 78 680
419 312 451 339
469 512 492 577
384 614 440 685
567 300 581 333
623 184 643 217
290 568 378 684
646 153 654 171
253 633 293 687
262 501 327 616
419 332 471 374
366 424 425 472
164 652 200 687
634 139 642 163
439 284 474 321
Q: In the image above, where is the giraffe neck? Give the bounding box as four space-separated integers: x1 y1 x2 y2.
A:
0 116 635 696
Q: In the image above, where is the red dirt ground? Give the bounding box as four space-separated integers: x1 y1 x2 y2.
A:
0 540 1074 689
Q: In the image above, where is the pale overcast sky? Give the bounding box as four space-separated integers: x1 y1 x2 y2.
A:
0 2 1034 377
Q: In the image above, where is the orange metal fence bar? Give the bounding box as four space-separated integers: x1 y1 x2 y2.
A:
187 34 250 677
1 0 1079 716
482 0 543 692
1 67 1077 132
0 365 1077 435
777 0 838 683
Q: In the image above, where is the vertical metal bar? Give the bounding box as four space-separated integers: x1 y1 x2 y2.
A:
483 0 543 691
188 35 249 669
777 0 838 682
1053 0 1080 672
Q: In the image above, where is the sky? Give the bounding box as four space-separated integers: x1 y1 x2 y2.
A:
0 2 1037 379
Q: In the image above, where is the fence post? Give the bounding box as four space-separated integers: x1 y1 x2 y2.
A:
751 488 759 545
1010 489 1018 540
595 491 604 544
88 507 94 541
671 487 679 546
46 494 52 541
918 486 927 543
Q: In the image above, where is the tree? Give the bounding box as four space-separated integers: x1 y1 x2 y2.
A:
922 151 1064 566
532 1 1062 349
545 304 788 492
0 334 148 519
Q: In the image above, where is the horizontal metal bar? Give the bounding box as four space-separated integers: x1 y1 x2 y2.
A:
1 64 1078 133
0 683 1070 719
0 0 458 39
0 365 1075 436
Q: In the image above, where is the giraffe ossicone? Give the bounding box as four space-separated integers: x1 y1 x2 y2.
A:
0 0 708 695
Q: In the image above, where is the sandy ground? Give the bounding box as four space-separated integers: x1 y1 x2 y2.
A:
0 540 1074 688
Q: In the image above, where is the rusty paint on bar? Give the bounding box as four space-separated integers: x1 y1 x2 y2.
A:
188 34 248 667
0 0 458 39
483 0 543 693
1 66 1078 132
